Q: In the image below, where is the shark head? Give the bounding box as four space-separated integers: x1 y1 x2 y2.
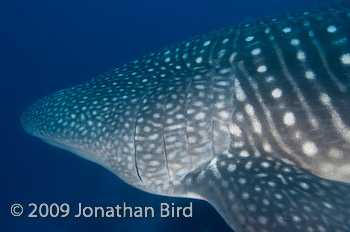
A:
20 81 147 189
21 96 48 138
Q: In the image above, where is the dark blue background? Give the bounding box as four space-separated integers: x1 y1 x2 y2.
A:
1 0 336 231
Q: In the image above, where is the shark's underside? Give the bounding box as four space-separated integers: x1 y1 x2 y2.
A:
21 1 350 231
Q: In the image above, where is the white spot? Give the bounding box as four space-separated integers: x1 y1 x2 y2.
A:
258 216 268 225
238 177 246 184
283 112 296 127
187 108 195 114
297 51 306 61
245 104 255 116
176 114 184 119
196 57 203 63
291 39 300 46
302 141 318 156
167 136 177 143
255 186 261 192
265 76 274 82
236 112 244 122
257 65 267 73
229 52 237 63
226 153 233 158
219 68 231 74
327 25 337 33
148 134 159 140
227 164 236 172
222 38 229 44
275 193 283 200
324 202 333 209
194 112 205 120
263 142 272 152
268 181 276 187
292 215 301 223
261 174 273 182
235 79 246 101
150 160 160 166
245 161 252 170
208 158 221 179
203 40 211 46
217 80 229 86
233 141 244 148
271 88 282 99
219 111 230 119
251 48 261 56
188 136 196 143
299 182 309 190
248 204 257 212
305 70 315 80
261 161 270 168
240 150 249 157
262 198 270 206
195 84 205 89
165 57 171 62
245 36 254 42
295 130 302 139
320 93 331 105
242 192 250 199
283 27 292 33
340 53 350 65
214 102 225 109
144 126 151 132
252 120 262 134
227 191 234 200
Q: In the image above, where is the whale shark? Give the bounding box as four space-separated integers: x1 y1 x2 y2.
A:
21 1 350 231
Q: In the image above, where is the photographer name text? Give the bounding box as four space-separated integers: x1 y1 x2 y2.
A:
11 202 193 218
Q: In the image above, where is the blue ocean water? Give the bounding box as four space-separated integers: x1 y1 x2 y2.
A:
1 0 337 231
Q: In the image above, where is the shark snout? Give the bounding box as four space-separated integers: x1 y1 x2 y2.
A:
21 98 47 137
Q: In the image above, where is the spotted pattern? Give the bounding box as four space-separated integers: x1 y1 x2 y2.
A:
20 1 350 231
181 152 350 232
227 1 350 183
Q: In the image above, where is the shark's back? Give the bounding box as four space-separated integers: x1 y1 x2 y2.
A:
224 1 350 182
129 0 350 187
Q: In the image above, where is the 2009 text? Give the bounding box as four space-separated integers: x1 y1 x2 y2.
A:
11 202 193 219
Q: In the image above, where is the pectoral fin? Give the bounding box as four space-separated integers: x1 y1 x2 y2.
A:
180 152 350 232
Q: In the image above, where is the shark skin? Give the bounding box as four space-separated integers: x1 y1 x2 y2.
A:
21 1 350 231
